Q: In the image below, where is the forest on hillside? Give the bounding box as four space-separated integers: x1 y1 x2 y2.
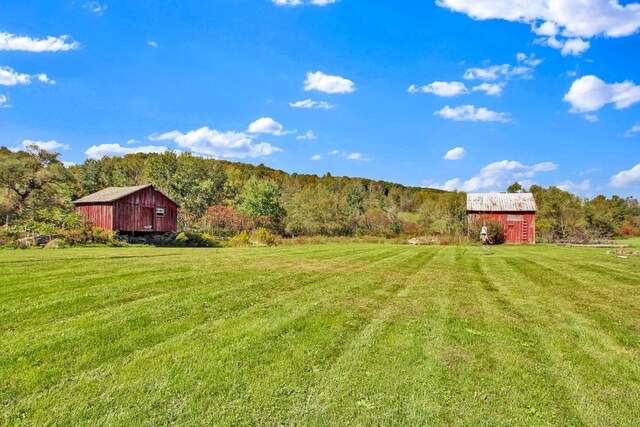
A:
1 145 639 246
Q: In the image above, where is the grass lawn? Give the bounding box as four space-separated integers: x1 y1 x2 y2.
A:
618 237 640 248
1 244 639 425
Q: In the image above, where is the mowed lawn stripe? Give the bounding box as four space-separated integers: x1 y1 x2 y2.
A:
2 246 423 424
2 246 399 401
0 244 375 329
17 247 423 424
1 245 638 425
485 249 640 424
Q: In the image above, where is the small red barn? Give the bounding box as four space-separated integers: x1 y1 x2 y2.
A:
73 184 178 233
467 193 537 244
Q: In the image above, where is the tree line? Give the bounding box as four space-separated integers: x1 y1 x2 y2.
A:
1 145 638 243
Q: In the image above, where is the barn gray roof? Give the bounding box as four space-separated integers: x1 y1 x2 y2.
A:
466 193 537 212
73 184 153 204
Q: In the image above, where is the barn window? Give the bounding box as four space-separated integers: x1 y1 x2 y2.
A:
156 207 165 218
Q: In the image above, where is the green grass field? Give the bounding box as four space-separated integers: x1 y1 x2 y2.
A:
1 244 639 425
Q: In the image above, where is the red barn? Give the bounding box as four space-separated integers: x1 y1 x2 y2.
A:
73 184 178 233
467 193 537 244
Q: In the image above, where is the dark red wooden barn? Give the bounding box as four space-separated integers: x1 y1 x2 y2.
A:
467 193 537 244
73 184 178 233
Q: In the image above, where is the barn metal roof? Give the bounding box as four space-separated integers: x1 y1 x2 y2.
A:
72 184 153 204
466 193 537 212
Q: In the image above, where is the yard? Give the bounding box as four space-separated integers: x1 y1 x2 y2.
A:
1 244 639 425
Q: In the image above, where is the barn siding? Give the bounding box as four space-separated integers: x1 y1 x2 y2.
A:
75 186 178 232
75 203 114 230
468 211 536 244
113 187 178 232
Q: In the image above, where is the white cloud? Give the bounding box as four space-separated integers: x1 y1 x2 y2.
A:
0 33 80 52
297 130 317 140
472 82 503 96
247 117 294 136
148 41 158 47
0 66 54 86
430 160 558 192
0 66 31 86
532 21 559 37
11 139 69 152
37 74 55 84
623 124 640 137
536 36 591 56
328 150 371 161
611 163 640 188
437 0 640 55
563 75 640 113
435 105 511 123
25 139 69 151
516 52 543 67
83 1 108 14
150 126 282 159
444 147 466 160
304 71 355 94
408 81 469 97
463 64 535 81
557 179 591 194
310 154 322 161
0 94 10 108
289 99 334 109
584 114 599 122
463 65 509 81
561 38 591 56
346 153 367 160
85 143 170 159
273 0 337 5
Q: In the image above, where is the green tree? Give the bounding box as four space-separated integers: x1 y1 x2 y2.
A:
418 197 438 233
144 151 178 194
239 178 286 232
507 182 524 193
584 195 627 237
0 145 72 225
285 185 351 236
170 153 226 219
535 186 584 242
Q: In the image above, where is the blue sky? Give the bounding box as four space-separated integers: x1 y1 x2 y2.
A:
1 0 639 197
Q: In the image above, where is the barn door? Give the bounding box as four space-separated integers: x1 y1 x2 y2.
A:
506 214 524 244
141 207 154 231
506 222 517 243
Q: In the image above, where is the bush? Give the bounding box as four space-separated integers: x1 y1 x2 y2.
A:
175 232 189 245
226 230 251 247
256 228 277 246
62 224 117 246
469 218 506 244
173 231 221 247
400 221 422 238
357 208 404 238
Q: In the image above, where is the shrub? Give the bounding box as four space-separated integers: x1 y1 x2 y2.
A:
175 232 189 246
173 231 221 247
226 230 251 247
400 221 422 237
62 224 117 246
469 218 506 244
256 228 277 246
